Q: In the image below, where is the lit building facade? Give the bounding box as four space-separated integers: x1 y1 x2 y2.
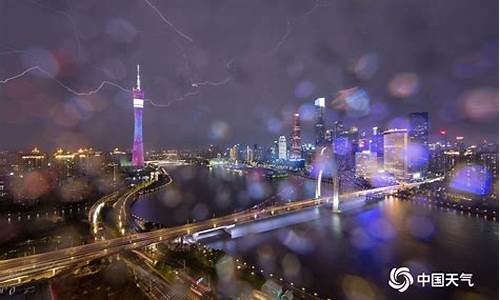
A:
290 113 302 160
355 151 378 179
132 65 145 168
230 145 239 161
384 129 408 180
278 136 287 160
369 126 384 159
314 98 326 146
21 148 46 171
408 112 429 175
245 145 254 162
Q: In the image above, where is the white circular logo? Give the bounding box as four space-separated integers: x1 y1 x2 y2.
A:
388 267 414 292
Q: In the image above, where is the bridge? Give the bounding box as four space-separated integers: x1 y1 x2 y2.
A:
0 178 441 287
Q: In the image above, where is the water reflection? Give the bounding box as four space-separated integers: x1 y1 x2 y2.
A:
209 200 498 300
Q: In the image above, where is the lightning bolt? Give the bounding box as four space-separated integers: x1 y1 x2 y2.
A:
142 0 193 42
0 66 130 95
27 0 82 60
191 76 232 88
271 0 331 54
146 91 200 108
0 48 28 56
272 19 293 53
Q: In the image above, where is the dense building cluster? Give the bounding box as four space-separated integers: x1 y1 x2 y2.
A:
215 99 498 201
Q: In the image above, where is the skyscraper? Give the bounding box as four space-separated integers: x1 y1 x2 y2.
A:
370 126 384 158
355 151 378 178
290 113 302 160
408 112 429 175
358 131 369 152
278 136 287 160
132 65 145 168
230 145 239 161
245 145 254 162
314 97 326 146
384 129 408 180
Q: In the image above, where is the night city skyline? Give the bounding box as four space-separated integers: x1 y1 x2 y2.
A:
0 2 498 300
0 0 498 151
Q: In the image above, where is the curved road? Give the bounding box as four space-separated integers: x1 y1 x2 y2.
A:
0 178 441 286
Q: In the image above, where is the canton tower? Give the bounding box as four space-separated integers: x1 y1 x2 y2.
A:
131 65 144 168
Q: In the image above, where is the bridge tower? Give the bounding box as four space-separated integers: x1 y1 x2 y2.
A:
332 173 340 213
315 146 341 213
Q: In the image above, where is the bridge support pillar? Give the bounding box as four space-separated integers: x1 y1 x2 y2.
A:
315 170 323 198
332 175 340 213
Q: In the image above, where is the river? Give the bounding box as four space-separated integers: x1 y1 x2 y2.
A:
131 165 499 300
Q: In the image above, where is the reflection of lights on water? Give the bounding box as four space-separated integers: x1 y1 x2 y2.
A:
407 216 435 240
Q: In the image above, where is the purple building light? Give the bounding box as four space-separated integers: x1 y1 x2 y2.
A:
132 65 144 168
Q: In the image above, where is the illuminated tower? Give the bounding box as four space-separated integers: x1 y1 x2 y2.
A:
278 136 287 160
314 97 326 146
132 65 144 168
290 113 302 160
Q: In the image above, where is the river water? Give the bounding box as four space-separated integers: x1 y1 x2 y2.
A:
131 165 499 300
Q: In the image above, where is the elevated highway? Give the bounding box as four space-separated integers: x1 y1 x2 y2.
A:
0 178 441 287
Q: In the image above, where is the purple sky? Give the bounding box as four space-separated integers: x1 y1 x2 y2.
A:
0 0 498 151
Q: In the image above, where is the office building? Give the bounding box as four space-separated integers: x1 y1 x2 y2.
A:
383 129 408 180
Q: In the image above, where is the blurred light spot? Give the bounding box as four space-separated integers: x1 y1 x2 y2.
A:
216 255 235 283
287 60 304 78
368 219 396 240
407 216 435 240
386 117 409 130
209 120 229 140
294 80 315 98
342 275 376 300
193 203 209 220
160 188 182 207
331 87 370 117
407 143 429 169
460 88 498 122
106 18 138 43
279 230 314 254
350 227 374 250
21 48 60 77
450 164 492 196
298 103 315 121
370 102 389 121
388 72 419 98
354 53 379 80
266 117 283 133
282 253 301 277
